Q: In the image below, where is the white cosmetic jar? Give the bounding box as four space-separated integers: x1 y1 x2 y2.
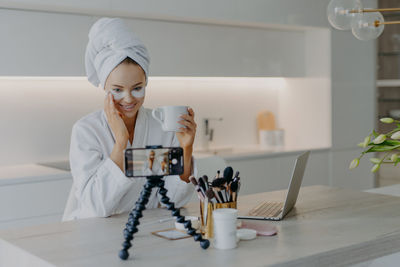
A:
213 208 238 250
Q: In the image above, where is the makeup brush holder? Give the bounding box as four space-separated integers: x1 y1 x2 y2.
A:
200 201 237 238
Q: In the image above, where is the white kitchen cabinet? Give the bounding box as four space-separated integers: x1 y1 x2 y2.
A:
273 152 331 188
303 150 330 186
0 8 306 77
0 0 110 11
192 151 331 201
223 149 372 196
0 0 329 28
0 9 93 76
134 19 305 77
226 156 281 195
225 150 330 195
0 166 72 230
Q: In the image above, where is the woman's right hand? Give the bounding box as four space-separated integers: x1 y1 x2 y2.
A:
104 92 129 149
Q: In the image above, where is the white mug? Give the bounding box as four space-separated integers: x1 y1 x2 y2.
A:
152 106 188 132
213 208 238 250
259 129 285 149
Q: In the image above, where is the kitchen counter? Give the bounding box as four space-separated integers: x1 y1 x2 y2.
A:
16 146 331 173
1 185 400 267
365 183 400 197
194 145 331 161
0 163 71 186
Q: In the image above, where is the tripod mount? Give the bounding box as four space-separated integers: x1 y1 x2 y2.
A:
119 175 210 260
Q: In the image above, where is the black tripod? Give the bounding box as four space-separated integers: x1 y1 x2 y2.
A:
119 175 210 260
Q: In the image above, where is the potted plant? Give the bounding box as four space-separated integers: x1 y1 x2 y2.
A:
350 117 400 173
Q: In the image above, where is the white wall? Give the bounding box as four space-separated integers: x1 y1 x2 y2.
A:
0 78 104 165
145 78 283 149
278 78 331 150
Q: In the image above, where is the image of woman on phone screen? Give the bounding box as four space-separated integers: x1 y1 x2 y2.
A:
62 18 196 221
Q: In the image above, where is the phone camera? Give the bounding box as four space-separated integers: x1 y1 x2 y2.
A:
171 158 178 165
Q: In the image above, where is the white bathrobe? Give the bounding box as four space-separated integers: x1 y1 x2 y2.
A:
62 106 195 221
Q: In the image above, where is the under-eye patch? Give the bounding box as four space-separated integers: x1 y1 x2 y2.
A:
109 87 146 100
131 87 145 98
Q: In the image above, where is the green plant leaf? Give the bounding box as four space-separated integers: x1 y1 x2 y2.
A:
367 145 400 152
381 140 400 146
365 140 400 149
373 130 379 138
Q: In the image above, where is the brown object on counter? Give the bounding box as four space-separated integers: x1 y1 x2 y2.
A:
257 110 276 131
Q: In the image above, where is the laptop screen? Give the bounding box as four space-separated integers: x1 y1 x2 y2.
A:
281 151 310 217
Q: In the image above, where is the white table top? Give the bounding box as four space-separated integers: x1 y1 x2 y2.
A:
1 185 400 267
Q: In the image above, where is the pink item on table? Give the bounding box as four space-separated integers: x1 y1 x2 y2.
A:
240 221 278 236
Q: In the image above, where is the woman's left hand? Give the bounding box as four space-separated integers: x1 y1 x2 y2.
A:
176 107 197 148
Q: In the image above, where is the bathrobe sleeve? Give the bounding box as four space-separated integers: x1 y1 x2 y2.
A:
69 122 138 218
158 134 196 208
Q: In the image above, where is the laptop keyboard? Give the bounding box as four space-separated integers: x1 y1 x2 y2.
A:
248 201 283 218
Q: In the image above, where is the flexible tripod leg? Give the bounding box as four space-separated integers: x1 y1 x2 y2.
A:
156 178 210 249
119 178 157 260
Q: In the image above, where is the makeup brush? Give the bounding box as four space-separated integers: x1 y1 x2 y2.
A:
211 178 226 188
203 175 210 188
221 188 229 203
236 180 241 201
205 188 217 204
212 186 225 203
233 171 240 181
230 179 239 202
212 188 222 203
223 166 234 184
197 178 209 225
189 176 205 201
215 187 227 203
198 176 208 192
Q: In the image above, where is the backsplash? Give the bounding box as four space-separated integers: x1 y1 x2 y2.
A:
0 76 330 165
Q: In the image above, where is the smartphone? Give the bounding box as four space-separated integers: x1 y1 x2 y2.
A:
124 147 184 178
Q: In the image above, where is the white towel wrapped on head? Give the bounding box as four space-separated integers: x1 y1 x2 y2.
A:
85 17 150 88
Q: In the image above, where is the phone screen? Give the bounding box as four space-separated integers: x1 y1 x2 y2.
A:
124 147 183 177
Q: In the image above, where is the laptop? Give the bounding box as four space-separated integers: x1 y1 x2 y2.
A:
238 151 310 221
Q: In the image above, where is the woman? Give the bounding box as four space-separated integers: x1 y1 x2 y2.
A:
62 18 197 221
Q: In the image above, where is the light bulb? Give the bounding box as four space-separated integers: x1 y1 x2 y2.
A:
351 11 384 40
327 0 363 30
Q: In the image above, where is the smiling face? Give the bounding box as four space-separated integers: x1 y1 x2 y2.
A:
104 59 146 119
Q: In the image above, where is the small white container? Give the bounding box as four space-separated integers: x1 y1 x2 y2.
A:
213 208 238 250
237 228 257 240
259 129 284 149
